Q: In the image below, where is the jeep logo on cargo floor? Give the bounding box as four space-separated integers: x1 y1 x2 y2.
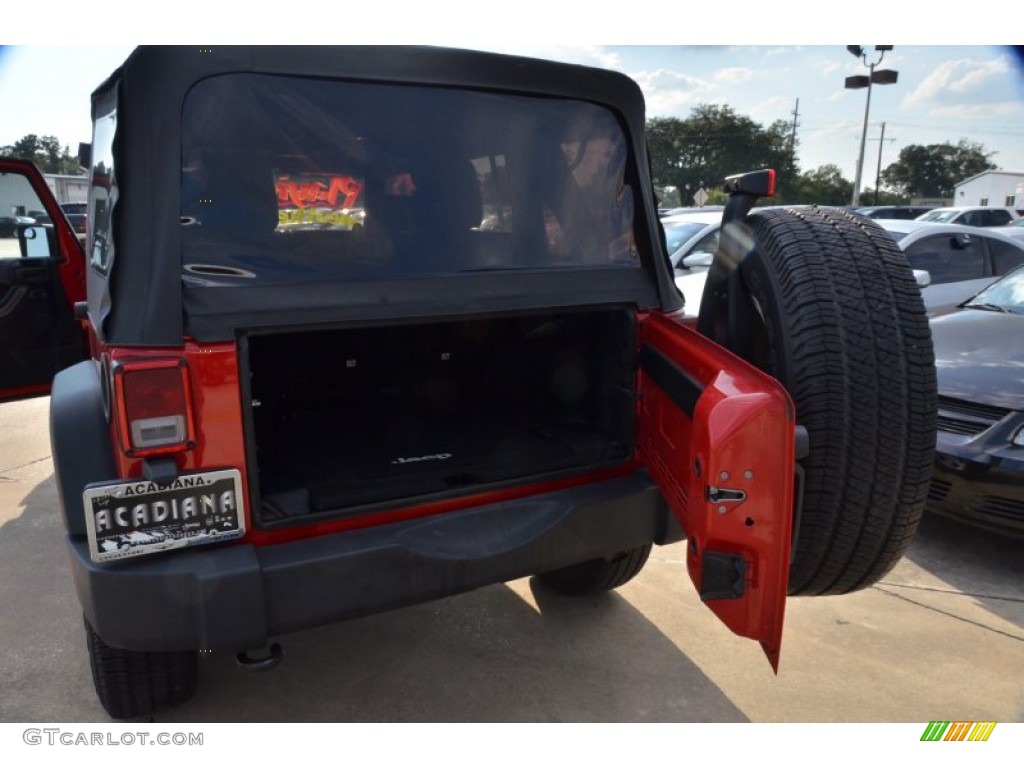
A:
391 453 453 465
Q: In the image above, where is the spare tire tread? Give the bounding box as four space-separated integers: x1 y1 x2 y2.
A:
738 207 936 596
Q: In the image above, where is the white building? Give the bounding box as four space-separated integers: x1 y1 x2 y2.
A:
954 170 1024 210
43 173 90 204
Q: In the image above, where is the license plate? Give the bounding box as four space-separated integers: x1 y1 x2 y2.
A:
83 469 246 563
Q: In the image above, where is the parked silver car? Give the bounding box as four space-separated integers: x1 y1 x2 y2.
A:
999 218 1024 243
672 214 1024 317
661 210 723 272
874 219 1024 314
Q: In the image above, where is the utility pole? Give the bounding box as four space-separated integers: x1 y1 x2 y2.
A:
789 98 800 152
869 122 896 204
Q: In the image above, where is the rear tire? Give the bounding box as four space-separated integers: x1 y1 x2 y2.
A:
718 206 936 596
85 617 197 719
538 543 652 595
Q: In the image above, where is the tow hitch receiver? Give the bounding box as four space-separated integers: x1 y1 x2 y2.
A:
237 643 283 672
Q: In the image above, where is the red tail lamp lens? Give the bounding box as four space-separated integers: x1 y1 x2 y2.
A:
114 361 194 455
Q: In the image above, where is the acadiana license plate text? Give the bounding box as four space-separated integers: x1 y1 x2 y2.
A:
83 469 245 562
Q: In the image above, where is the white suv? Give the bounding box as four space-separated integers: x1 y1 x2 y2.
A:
916 206 1020 227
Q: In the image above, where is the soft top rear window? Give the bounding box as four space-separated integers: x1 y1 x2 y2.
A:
180 73 640 283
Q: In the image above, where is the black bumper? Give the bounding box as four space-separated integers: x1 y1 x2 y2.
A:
70 471 680 651
927 437 1024 536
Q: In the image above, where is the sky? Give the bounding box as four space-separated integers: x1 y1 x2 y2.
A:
2 9 1021 190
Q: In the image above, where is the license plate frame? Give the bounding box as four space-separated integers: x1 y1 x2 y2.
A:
83 469 246 563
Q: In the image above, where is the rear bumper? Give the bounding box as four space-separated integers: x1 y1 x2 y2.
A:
70 471 679 651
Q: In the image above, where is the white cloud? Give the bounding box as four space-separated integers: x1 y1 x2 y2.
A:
903 54 1014 109
809 120 859 141
630 69 714 116
749 96 790 121
713 67 754 84
949 57 1010 93
632 68 708 91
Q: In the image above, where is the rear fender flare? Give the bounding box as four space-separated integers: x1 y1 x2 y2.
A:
51 360 117 537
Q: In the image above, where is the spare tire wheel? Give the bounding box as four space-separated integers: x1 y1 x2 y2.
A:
706 206 937 596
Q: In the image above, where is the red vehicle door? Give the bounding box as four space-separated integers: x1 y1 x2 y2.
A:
0 158 88 402
637 311 795 669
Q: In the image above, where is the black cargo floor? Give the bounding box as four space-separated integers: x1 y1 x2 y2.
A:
259 414 626 517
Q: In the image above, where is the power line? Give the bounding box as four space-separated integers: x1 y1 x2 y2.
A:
880 121 1024 136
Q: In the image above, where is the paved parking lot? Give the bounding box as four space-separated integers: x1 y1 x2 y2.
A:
1 395 1022 722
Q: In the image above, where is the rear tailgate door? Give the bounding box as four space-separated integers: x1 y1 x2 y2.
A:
637 312 795 669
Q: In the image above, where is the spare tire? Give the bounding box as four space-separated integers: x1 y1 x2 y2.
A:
702 206 937 596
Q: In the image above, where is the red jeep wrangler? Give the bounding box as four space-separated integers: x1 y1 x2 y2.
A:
0 46 935 719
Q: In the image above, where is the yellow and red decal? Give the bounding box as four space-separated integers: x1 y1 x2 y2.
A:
275 173 365 230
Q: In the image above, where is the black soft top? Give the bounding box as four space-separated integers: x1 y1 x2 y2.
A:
90 46 679 346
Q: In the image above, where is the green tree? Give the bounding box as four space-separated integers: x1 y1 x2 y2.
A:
793 164 854 206
859 187 907 206
646 105 798 205
1 133 80 174
881 140 997 199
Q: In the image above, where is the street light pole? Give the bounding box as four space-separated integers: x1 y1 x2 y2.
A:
852 62 874 207
845 46 898 207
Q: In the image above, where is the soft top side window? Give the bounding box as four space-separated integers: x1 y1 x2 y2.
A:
89 107 117 276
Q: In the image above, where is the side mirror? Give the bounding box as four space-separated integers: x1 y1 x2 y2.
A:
912 269 931 288
681 251 714 269
951 233 972 250
18 225 54 259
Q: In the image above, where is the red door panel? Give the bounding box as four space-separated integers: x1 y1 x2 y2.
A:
638 312 795 670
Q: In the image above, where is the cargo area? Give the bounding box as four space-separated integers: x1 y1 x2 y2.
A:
245 308 638 524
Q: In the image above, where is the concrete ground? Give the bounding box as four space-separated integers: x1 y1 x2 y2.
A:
1 396 1022 723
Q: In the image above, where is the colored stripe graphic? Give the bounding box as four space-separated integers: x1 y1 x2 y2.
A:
920 722 996 742
969 722 997 741
945 722 971 741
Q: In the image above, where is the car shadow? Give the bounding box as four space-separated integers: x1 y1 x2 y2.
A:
891 511 1024 632
166 575 748 723
0 472 108 721
0 471 746 723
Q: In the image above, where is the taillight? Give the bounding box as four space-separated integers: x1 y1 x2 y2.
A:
112 359 196 457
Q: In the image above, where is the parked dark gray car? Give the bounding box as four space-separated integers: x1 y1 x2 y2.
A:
928 265 1024 536
856 205 934 220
